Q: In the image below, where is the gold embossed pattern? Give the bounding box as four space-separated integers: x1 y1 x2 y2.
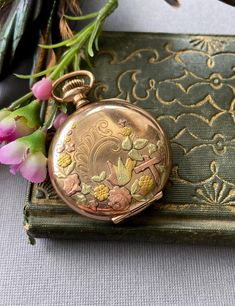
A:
32 33 235 214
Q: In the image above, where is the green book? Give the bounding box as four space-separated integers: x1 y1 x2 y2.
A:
24 32 235 244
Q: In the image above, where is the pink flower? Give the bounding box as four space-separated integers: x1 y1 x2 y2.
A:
53 112 68 130
108 186 132 211
19 152 47 183
0 101 40 143
32 78 52 100
0 129 47 183
62 174 81 196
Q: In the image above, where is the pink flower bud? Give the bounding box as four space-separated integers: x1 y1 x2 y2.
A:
32 78 53 100
53 112 68 130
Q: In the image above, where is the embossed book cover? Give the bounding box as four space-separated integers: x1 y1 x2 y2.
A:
25 32 235 244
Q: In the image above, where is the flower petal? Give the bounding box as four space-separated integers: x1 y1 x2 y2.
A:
0 117 16 141
10 163 22 175
0 141 27 165
20 152 47 183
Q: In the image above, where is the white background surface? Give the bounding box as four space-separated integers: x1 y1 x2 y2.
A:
1 1 235 305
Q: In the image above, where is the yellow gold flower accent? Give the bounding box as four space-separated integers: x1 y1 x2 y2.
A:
138 175 154 194
57 153 72 168
72 123 77 129
94 184 110 201
121 127 132 136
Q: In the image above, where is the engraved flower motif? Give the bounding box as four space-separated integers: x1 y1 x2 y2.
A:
94 184 110 201
63 173 81 196
65 143 75 153
57 153 72 168
138 175 154 194
108 186 132 211
121 126 132 136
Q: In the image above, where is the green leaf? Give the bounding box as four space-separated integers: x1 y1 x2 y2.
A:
55 172 66 179
14 66 54 79
115 158 132 186
81 183 92 195
65 162 76 176
128 149 143 161
132 194 146 202
76 194 86 203
92 171 106 182
131 179 139 195
133 139 148 150
100 171 106 181
148 143 157 155
122 136 133 151
157 139 164 149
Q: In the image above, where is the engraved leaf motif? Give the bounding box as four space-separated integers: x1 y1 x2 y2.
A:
92 171 106 182
157 165 165 173
122 136 133 151
113 157 132 186
65 161 76 176
148 143 157 155
55 172 66 179
157 139 164 149
133 139 148 150
100 171 106 181
131 179 139 195
132 194 146 202
81 183 92 195
76 194 86 203
128 149 143 161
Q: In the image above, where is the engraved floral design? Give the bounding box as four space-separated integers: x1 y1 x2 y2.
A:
63 173 81 196
121 126 132 136
57 153 72 168
94 184 110 201
108 186 132 211
138 175 155 194
65 143 75 153
53 118 165 216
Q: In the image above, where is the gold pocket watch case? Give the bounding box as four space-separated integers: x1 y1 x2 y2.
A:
48 71 171 223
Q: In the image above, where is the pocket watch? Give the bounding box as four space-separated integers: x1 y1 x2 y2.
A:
48 70 171 223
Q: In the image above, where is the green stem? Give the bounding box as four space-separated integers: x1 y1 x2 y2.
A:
49 23 95 79
8 92 33 111
64 11 99 21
